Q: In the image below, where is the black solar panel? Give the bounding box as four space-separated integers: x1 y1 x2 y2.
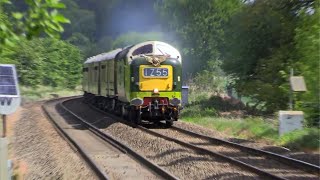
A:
0 76 15 85
0 65 18 95
0 66 13 75
0 86 17 95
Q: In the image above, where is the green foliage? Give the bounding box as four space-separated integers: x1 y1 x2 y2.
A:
221 0 319 120
223 0 295 113
18 0 70 38
21 85 82 102
0 38 83 88
156 0 242 73
0 0 69 51
181 104 218 118
182 116 319 150
61 0 95 40
278 128 320 150
294 6 320 126
187 60 232 99
66 32 102 58
182 94 245 119
0 9 19 48
183 116 279 140
40 38 83 88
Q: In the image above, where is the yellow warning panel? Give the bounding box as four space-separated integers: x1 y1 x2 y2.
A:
139 65 173 91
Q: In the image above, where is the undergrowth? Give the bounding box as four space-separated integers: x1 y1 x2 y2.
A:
20 85 82 103
181 95 320 151
182 116 319 151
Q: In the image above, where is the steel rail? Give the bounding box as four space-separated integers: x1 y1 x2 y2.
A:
171 125 320 175
82 97 313 179
137 125 287 180
60 98 179 180
84 97 286 179
42 98 109 180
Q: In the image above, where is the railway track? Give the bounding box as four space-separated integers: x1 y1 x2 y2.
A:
170 125 320 174
42 97 108 180
138 125 320 180
42 97 178 180
80 97 320 180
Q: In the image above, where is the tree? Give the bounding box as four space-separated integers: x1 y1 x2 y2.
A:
0 0 70 52
222 0 317 114
60 0 96 40
294 3 320 126
156 0 242 73
1 37 83 88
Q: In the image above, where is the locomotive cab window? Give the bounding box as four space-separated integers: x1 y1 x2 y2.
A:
132 44 153 56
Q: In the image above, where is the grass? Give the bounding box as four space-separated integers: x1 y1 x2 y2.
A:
20 85 82 103
181 104 320 151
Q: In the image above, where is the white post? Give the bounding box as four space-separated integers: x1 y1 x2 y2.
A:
0 137 8 180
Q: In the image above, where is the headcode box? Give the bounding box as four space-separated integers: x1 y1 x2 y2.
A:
279 111 303 135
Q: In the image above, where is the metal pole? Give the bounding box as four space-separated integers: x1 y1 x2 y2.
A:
289 68 294 110
2 114 6 138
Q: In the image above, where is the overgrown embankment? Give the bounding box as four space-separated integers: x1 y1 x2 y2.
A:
21 86 82 103
181 95 320 152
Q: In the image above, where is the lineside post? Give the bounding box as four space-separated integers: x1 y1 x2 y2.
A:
0 114 8 180
289 68 294 110
2 114 6 138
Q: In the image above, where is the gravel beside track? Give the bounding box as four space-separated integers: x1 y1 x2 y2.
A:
9 102 94 179
48 99 162 180
65 98 259 179
150 127 319 179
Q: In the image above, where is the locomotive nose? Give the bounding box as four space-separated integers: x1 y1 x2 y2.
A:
139 65 173 91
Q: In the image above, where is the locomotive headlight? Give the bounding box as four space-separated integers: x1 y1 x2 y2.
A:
153 88 159 94
131 98 144 106
169 98 181 106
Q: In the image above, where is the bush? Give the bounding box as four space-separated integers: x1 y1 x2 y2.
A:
181 104 218 118
0 38 83 89
278 128 320 150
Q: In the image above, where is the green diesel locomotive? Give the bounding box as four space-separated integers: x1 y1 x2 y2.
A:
83 41 182 126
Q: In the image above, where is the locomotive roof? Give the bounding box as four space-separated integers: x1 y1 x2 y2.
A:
84 48 122 64
127 41 181 63
84 41 181 64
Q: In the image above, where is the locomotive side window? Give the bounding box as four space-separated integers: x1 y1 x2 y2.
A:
132 44 153 56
